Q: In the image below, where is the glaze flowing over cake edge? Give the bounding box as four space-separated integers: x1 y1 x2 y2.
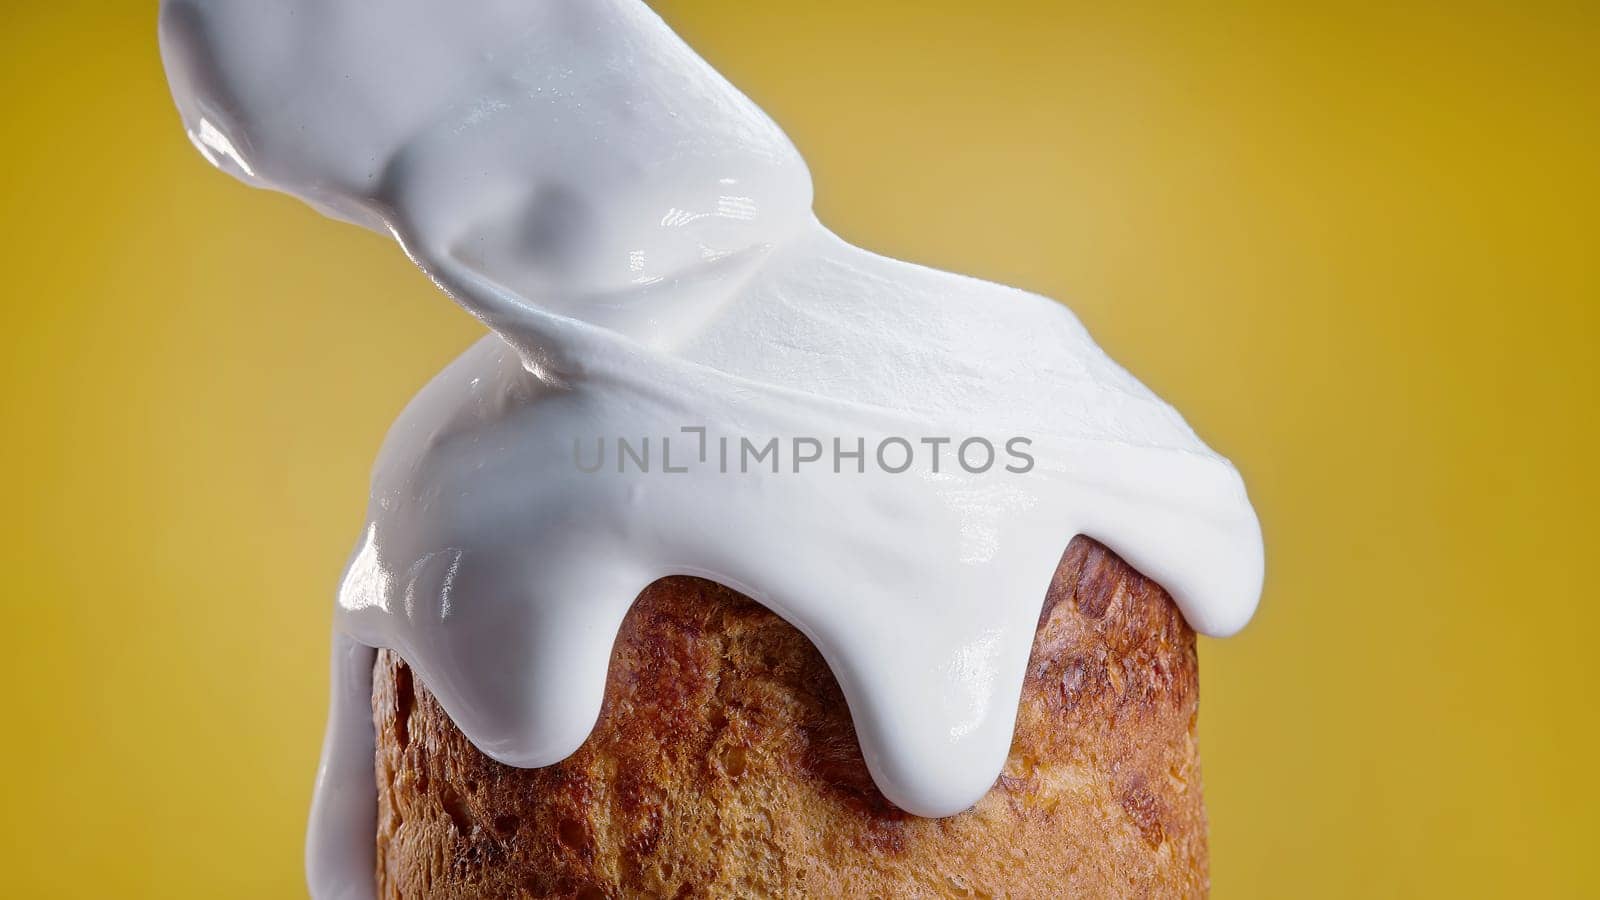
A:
154 2 1261 897
372 536 1209 898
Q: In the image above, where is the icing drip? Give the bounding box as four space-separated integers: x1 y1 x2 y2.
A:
158 2 1264 897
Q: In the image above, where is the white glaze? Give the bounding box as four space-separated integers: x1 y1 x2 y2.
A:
159 2 1264 897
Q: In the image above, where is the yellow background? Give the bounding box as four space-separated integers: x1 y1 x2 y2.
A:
3 1 1595 896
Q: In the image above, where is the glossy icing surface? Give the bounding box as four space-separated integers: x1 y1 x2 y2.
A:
159 2 1263 897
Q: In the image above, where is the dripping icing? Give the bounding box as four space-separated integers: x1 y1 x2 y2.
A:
157 1 1264 897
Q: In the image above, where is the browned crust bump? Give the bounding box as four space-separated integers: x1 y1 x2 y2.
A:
372 536 1208 898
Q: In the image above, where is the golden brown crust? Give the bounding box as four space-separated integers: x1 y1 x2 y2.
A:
373 536 1207 898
